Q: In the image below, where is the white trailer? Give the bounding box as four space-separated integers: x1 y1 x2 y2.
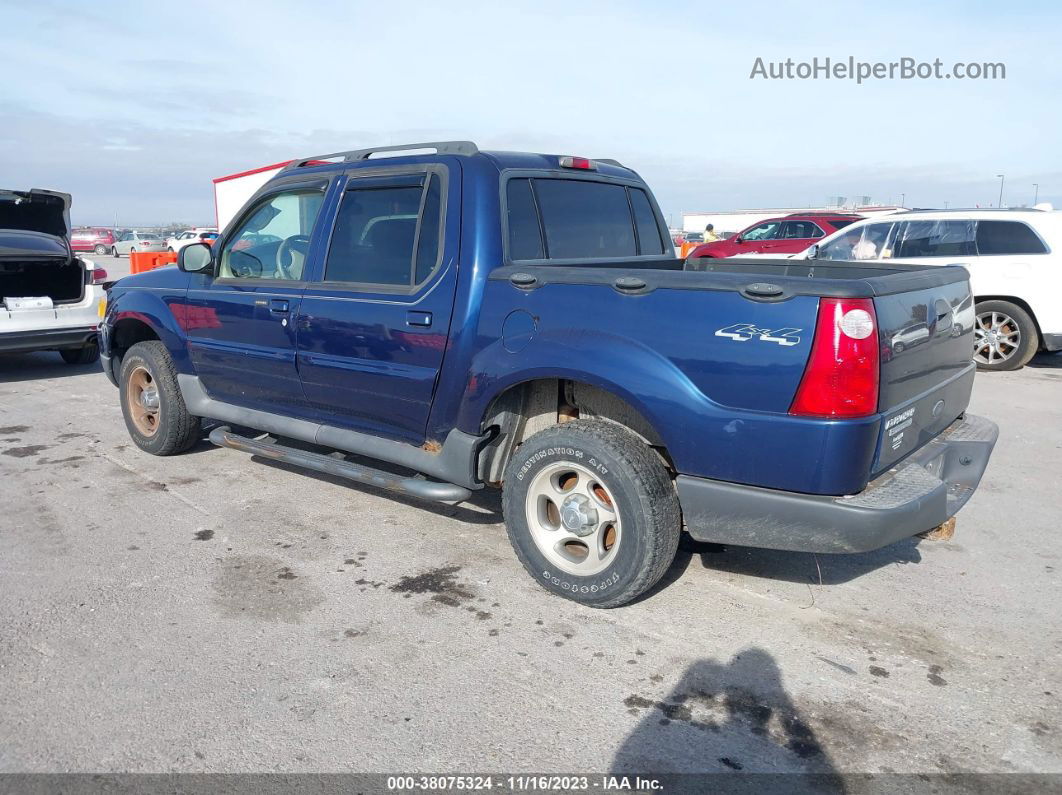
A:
213 161 294 232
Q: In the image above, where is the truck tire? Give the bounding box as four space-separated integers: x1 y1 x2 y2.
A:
118 341 201 456
973 300 1038 371
502 419 680 608
60 344 100 365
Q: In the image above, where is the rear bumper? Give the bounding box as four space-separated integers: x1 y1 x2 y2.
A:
0 326 98 354
678 414 998 553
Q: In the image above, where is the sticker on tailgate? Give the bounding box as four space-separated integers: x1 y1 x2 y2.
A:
885 407 916 450
714 323 803 347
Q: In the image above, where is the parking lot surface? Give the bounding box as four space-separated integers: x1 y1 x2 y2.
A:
1 307 1060 775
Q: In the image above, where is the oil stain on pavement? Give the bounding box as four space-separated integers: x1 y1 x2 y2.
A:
211 554 324 623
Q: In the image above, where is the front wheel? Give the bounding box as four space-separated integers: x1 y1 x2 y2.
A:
973 300 1038 371
93 244 108 255
119 341 201 455
111 246 119 257
502 420 680 608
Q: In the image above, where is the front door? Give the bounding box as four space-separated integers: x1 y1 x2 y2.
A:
184 182 329 415
296 164 459 445
736 220 783 255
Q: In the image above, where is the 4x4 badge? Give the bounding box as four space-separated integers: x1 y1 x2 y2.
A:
715 323 802 347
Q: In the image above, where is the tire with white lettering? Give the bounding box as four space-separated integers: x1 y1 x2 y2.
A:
502 419 680 608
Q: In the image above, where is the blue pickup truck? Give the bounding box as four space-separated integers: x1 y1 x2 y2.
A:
99 141 997 607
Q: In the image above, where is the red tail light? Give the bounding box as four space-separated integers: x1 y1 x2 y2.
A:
91 268 109 284
789 297 879 418
559 156 595 170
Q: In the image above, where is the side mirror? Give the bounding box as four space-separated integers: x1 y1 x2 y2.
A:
805 244 820 260
178 242 214 274
733 236 743 244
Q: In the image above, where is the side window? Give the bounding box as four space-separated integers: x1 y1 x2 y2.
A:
219 189 324 280
323 173 443 288
629 188 665 255
819 225 871 260
741 222 781 241
975 221 1048 255
782 221 823 239
893 220 976 258
506 178 544 260
414 175 443 283
858 223 894 259
531 179 636 259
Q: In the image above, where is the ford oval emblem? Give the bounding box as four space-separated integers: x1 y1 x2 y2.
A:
931 399 945 418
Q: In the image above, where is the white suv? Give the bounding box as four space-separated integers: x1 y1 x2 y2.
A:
1 188 106 364
799 208 1062 370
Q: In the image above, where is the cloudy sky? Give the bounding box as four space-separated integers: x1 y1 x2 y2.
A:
1 0 1059 226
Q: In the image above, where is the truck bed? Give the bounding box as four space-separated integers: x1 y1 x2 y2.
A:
483 258 975 494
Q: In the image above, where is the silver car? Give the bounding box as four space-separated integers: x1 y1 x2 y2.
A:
111 231 167 257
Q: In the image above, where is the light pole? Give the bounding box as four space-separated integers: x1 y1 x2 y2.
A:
996 174 1005 208
1033 183 1039 205
900 192 906 207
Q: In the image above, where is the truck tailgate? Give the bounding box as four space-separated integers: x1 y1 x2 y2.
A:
872 279 977 474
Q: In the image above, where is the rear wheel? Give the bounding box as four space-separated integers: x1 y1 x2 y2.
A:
973 300 1038 371
119 341 200 455
502 419 680 608
60 344 99 365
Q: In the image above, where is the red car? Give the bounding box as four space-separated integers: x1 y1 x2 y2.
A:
686 213 861 259
70 227 118 255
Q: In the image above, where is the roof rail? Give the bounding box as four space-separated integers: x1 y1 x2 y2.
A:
899 206 1044 213
285 141 479 171
783 211 863 217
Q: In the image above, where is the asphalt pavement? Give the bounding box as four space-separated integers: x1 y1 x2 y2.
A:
0 295 1060 777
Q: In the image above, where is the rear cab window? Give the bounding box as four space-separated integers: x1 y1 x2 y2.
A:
504 175 667 263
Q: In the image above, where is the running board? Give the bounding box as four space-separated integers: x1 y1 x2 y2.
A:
208 426 472 504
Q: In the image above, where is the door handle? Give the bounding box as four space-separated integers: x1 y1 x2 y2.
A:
406 310 432 327
269 299 290 315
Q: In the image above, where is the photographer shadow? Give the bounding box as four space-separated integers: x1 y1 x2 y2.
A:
611 650 844 790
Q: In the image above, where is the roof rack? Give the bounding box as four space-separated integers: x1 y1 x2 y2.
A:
783 211 863 217
284 141 479 171
899 207 1044 213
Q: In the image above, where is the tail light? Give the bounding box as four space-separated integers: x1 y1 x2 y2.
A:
559 156 595 170
91 268 109 284
789 297 879 418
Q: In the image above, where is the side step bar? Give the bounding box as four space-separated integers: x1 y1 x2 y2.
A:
208 426 472 504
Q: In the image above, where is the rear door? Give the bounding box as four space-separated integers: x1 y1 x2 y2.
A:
295 163 459 445
773 220 824 254
184 179 330 415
